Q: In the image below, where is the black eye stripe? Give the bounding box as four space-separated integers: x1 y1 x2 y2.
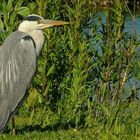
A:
24 15 42 21
23 35 36 49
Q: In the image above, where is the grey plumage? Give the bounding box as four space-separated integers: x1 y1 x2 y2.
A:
0 14 68 133
0 31 37 132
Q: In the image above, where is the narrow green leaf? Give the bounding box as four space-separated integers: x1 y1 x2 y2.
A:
46 65 55 76
16 7 30 17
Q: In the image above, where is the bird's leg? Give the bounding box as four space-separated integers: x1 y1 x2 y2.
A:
12 117 16 135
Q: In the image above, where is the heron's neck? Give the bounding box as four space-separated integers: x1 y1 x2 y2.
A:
29 30 44 57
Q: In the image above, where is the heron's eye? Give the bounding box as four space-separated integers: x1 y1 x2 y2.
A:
38 20 41 24
37 19 44 24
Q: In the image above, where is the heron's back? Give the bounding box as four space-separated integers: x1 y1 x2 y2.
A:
0 31 37 132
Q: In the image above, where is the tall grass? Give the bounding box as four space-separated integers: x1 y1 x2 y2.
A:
0 0 140 138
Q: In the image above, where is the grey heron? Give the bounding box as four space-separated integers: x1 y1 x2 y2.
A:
0 14 68 133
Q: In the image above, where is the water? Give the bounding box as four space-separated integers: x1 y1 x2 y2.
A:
93 10 140 37
124 12 140 97
125 13 140 39
90 10 140 98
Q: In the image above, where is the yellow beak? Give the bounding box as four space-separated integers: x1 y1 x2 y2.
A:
38 19 69 29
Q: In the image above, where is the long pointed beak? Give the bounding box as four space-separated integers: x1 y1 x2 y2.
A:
38 19 69 29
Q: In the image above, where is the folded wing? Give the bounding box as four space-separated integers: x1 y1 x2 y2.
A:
0 31 37 132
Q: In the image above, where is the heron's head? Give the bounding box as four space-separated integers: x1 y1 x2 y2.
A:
18 14 68 33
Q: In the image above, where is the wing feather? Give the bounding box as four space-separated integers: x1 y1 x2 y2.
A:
0 31 37 132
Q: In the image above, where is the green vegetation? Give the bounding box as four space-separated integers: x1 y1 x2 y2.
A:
0 0 140 139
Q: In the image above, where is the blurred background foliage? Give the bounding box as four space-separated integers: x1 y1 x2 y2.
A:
0 0 140 138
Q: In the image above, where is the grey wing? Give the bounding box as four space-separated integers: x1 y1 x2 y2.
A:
0 31 37 132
